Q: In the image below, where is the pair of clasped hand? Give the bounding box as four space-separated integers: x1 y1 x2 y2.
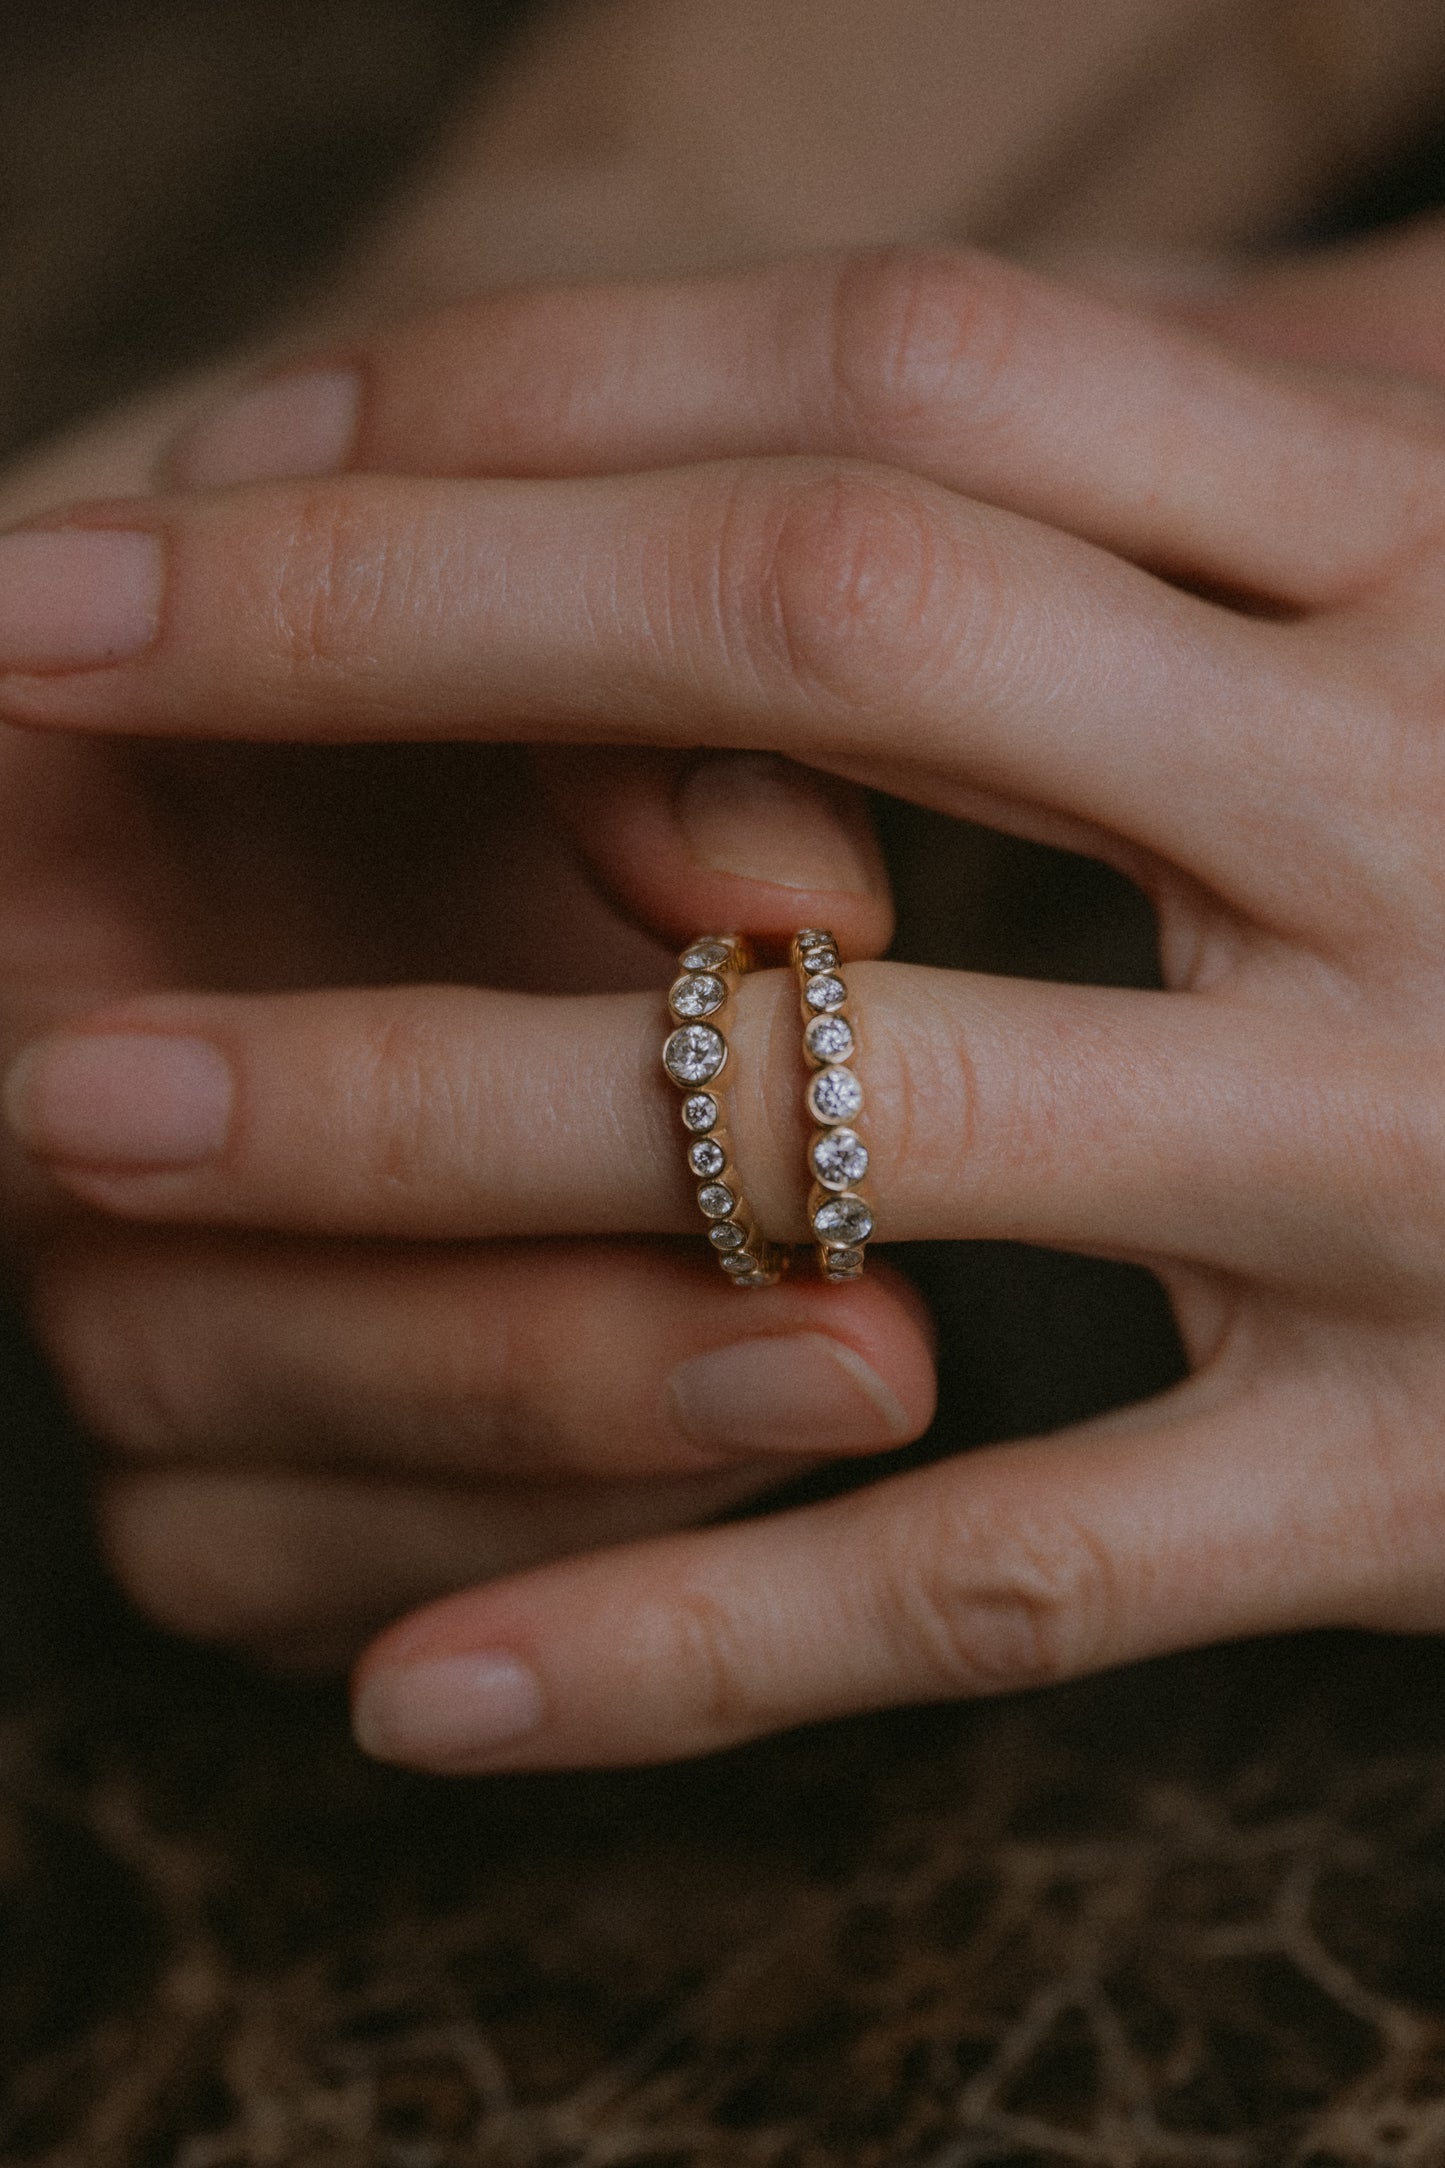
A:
4 227 1445 1770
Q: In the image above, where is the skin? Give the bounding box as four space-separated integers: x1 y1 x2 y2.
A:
7 228 1445 1761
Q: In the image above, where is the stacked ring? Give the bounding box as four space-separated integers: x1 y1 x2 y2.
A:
662 935 789 1288
792 929 875 1280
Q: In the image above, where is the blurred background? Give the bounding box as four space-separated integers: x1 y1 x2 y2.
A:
5 5 1445 2163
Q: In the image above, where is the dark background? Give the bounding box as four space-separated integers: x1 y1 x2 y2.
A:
3 6 1445 2161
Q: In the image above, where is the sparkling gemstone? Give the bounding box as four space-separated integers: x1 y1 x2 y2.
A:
823 1246 866 1275
689 1138 726 1178
709 1220 747 1252
670 971 726 1019
808 1066 863 1124
794 928 831 948
805 973 846 1013
720 1252 756 1275
805 1014 855 1064
813 1193 873 1244
800 944 839 972
732 1271 772 1288
682 1093 719 1132
682 940 732 971
664 1024 726 1085
811 1128 869 1189
698 1182 735 1218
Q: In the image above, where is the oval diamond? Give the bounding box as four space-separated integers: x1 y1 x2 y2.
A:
813 1193 873 1244
670 971 726 1020
794 928 831 948
823 1246 866 1276
808 1067 863 1124
664 1024 726 1085
799 944 839 972
709 1220 747 1252
720 1251 756 1275
812 1128 869 1189
805 973 846 1013
681 1093 719 1132
689 1138 726 1178
805 1014 855 1064
682 940 732 971
698 1183 735 1219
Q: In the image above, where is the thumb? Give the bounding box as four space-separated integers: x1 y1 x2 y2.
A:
536 748 894 958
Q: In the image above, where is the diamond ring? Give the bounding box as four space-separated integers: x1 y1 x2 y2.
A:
663 936 789 1288
792 929 874 1280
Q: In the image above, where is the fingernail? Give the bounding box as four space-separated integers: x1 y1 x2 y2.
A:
669 1331 910 1456
171 368 361 487
353 1654 545 1768
5 1034 234 1170
675 754 878 893
0 530 161 673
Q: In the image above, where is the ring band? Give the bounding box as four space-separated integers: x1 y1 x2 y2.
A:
663 936 788 1288
792 928 874 1280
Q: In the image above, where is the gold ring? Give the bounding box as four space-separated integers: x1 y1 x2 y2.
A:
792 928 874 1279
662 936 788 1288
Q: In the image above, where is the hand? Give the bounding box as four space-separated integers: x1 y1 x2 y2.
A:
8 241 1445 1758
0 365 917 1674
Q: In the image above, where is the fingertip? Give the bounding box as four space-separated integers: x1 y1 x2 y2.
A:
538 748 895 958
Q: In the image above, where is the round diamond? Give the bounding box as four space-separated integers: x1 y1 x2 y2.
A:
698 1183 735 1219
682 940 732 971
799 944 839 972
682 1093 718 1132
670 971 726 1020
709 1220 746 1252
794 928 831 948
813 1193 874 1244
811 1128 869 1189
805 973 846 1013
805 1014 855 1064
720 1251 756 1275
731 1271 772 1288
689 1138 726 1178
664 1024 726 1086
823 1246 866 1276
808 1067 863 1124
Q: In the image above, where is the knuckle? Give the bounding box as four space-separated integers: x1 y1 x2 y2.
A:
267 481 405 674
826 245 1024 446
347 998 481 1204
877 1491 1117 1694
743 464 952 709
661 1582 764 1744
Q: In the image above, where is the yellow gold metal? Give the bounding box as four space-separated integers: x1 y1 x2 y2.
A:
662 935 788 1288
792 928 874 1280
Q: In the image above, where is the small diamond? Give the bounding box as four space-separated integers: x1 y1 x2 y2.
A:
709 1220 746 1252
812 1128 869 1189
720 1252 756 1275
731 1271 772 1288
805 1014 855 1064
664 1024 726 1085
670 972 726 1019
813 1193 873 1244
794 928 831 948
698 1183 736 1219
800 944 839 972
682 1093 718 1132
805 973 846 1013
808 1066 863 1124
682 940 732 971
823 1246 865 1276
689 1138 726 1178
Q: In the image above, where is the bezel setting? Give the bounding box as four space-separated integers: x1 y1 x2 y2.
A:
664 938 787 1288
793 927 874 1280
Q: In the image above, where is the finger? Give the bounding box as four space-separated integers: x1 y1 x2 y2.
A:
170 249 1441 606
36 1231 934 1480
534 748 893 958
348 1367 1398 1770
0 466 1309 908
5 971 1424 1292
99 1458 790 1663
